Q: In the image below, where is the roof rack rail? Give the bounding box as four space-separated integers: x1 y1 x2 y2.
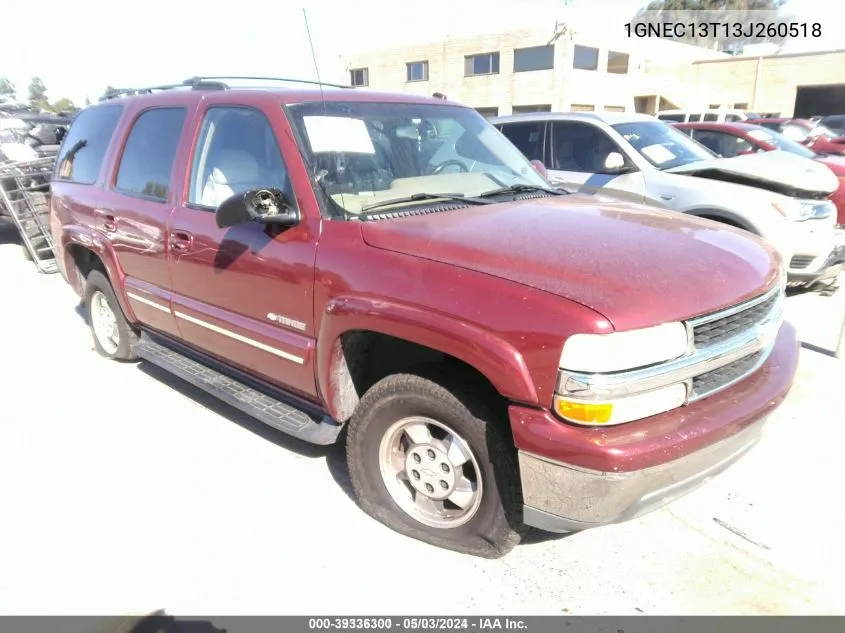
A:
182 75 353 90
97 75 352 102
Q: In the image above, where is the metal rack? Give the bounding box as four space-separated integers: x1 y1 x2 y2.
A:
0 156 58 273
99 75 352 101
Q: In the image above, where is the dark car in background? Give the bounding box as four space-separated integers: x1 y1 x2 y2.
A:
674 121 845 228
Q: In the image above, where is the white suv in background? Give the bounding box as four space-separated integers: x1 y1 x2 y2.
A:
492 112 845 288
655 109 752 123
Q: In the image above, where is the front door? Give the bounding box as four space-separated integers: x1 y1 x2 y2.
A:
167 103 320 400
547 120 646 204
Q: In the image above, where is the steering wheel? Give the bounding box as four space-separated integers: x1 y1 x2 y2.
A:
431 159 468 174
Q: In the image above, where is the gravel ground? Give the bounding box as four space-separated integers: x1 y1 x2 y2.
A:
0 219 843 616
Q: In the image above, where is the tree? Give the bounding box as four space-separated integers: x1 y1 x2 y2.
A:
629 0 795 53
50 97 76 114
27 76 50 110
0 77 15 99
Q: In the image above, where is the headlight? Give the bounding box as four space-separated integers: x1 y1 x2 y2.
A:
558 321 689 373
772 199 813 221
555 321 691 426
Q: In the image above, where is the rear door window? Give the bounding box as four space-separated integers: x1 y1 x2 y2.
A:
114 107 187 201
54 105 123 184
498 121 545 161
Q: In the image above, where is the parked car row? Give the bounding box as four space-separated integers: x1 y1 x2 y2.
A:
39 79 804 559
492 111 845 289
671 121 845 228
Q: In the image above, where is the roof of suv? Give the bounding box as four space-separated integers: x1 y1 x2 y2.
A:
93 85 465 109
490 112 658 126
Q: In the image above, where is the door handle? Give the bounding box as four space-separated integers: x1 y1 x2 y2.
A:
94 209 117 232
169 230 194 251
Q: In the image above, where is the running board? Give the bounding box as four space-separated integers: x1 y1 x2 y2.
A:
138 333 342 445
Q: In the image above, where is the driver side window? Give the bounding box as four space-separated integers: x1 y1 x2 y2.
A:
550 121 623 173
188 106 294 209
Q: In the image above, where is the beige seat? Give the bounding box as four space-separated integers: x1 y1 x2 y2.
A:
201 150 263 208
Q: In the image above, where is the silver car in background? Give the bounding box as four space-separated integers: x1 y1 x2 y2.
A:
492 112 844 288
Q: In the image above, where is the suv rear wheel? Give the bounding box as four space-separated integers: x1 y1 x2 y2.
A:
83 270 140 361
346 369 525 558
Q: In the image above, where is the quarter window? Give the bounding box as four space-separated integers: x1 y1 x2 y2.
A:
115 107 186 201
54 105 123 184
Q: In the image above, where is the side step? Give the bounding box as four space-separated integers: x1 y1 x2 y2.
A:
138 332 342 445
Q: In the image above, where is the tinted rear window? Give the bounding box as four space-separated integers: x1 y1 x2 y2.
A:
115 107 186 201
54 105 123 184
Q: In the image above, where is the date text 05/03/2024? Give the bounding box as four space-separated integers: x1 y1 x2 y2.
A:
624 21 822 39
308 618 528 630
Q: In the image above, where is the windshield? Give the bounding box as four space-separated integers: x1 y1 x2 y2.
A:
285 101 549 215
611 121 715 169
744 126 816 158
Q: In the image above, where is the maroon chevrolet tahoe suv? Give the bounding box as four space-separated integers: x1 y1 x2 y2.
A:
50 77 799 558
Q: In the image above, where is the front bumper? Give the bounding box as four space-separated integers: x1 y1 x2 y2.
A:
787 243 845 284
511 320 799 533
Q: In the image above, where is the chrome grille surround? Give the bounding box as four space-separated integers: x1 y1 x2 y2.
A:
555 277 786 407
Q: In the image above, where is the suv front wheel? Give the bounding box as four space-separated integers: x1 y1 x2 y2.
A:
346 369 525 558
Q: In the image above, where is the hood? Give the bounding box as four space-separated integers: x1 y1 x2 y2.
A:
665 150 839 197
360 195 779 332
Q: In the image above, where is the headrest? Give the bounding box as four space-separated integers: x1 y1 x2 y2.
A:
209 150 260 185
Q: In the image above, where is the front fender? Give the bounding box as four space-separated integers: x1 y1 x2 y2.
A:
61 225 138 323
316 294 540 421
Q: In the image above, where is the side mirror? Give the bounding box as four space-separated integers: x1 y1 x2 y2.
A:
215 188 300 230
602 152 627 173
530 159 548 180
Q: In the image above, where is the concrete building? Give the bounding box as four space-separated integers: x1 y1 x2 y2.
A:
339 25 727 117
340 24 845 118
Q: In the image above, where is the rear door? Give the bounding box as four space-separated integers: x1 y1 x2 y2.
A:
98 105 191 337
546 120 646 203
166 100 320 399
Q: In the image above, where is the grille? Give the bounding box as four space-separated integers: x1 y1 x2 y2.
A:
692 290 781 350
691 350 765 400
789 254 815 270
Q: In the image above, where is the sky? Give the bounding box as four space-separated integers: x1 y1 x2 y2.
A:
0 0 838 107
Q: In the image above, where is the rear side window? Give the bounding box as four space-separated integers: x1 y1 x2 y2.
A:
54 105 123 184
115 107 186 201
499 121 545 161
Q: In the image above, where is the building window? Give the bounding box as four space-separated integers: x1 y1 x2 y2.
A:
571 104 595 111
475 106 499 118
572 45 598 71
465 52 500 76
406 61 429 82
513 45 555 72
604 105 626 112
733 102 749 109
512 104 552 114
350 68 368 87
607 51 629 74
708 103 721 108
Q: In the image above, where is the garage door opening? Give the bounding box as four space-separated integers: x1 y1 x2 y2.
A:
794 84 845 118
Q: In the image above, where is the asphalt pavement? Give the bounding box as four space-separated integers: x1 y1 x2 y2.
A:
0 219 843 615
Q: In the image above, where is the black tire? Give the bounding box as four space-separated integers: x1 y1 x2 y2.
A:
17 192 51 261
346 366 526 558
83 270 141 361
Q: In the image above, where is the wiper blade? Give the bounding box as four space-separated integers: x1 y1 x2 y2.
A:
477 183 568 198
361 192 494 213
